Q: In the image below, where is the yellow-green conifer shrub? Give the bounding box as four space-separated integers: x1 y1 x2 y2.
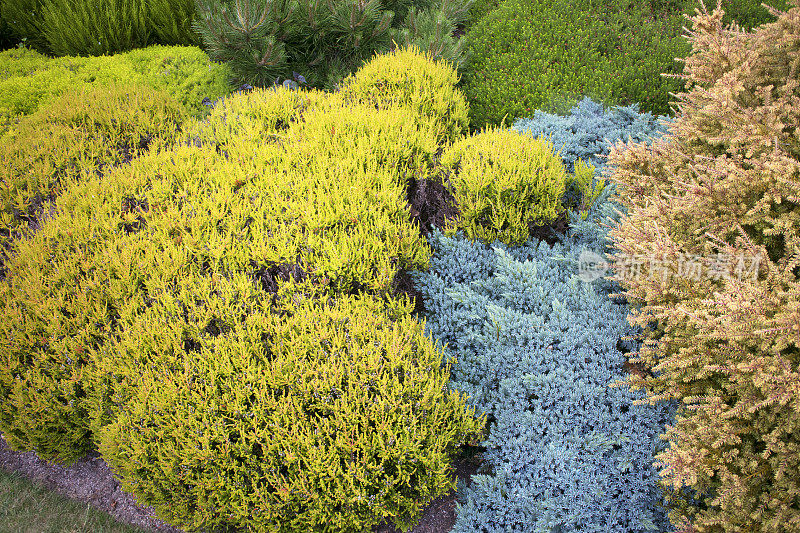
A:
437 126 569 246
607 2 800 531
337 45 470 143
0 81 185 255
183 85 332 150
289 98 440 179
0 99 442 464
0 145 236 462
95 287 483 532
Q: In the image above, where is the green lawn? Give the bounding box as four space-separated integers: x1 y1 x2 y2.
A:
0 469 148 533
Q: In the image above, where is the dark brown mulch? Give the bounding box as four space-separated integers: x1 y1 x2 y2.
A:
373 454 482 533
0 432 481 533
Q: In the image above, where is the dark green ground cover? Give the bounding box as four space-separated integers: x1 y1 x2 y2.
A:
458 0 789 130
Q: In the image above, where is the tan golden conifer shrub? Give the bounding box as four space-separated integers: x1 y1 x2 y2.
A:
607 2 800 531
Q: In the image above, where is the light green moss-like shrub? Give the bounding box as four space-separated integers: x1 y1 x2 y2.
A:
0 46 52 82
112 45 231 115
682 0 791 30
0 45 231 129
338 45 470 143
437 126 569 246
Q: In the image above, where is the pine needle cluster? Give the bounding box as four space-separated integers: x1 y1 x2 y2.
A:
192 0 473 90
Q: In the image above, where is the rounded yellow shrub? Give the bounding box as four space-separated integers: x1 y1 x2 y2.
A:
182 85 332 151
437 126 568 246
0 49 485 529
337 45 470 143
95 286 483 532
289 98 440 180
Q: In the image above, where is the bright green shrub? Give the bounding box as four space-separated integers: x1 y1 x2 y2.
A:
0 65 458 463
682 0 791 30
40 0 150 57
464 0 499 25
96 285 483 531
119 45 232 115
437 127 568 246
460 0 689 129
338 45 470 143
608 2 800 531
0 81 186 255
0 45 231 128
1 0 202 55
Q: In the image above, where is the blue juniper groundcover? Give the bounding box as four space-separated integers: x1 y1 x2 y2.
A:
407 98 678 533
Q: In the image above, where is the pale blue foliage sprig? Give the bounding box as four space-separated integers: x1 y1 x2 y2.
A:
513 97 673 256
511 96 671 175
405 97 681 532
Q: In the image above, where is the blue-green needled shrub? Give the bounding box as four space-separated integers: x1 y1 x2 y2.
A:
402 95 678 531
511 96 672 248
408 222 677 532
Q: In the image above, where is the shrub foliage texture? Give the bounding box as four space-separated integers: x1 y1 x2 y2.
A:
0 45 231 129
1 0 202 55
0 82 186 265
607 3 800 531
406 98 674 532
0 48 500 531
460 0 689 129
